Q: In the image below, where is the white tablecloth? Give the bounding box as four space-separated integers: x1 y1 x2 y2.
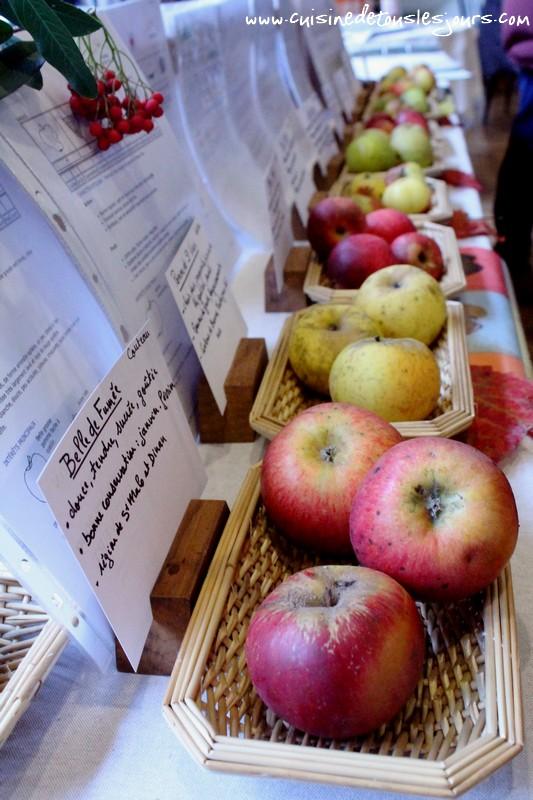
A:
1 127 531 800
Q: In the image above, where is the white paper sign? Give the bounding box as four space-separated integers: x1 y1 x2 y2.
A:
0 162 122 668
163 1 273 250
38 323 206 670
251 0 316 222
277 0 338 169
166 220 247 414
0 20 206 425
103 0 242 278
217 0 293 291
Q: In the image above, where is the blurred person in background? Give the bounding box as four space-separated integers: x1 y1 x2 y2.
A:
494 0 533 302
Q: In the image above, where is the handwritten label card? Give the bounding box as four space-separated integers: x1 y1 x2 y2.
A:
38 323 206 669
166 219 247 414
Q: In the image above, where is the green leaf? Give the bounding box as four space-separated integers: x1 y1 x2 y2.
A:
6 0 97 97
0 18 13 43
0 38 45 99
44 2 101 37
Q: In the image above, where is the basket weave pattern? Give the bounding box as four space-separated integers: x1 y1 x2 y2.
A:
198 503 486 759
0 566 48 691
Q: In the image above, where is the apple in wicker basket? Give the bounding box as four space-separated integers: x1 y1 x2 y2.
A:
245 565 425 739
357 265 447 346
326 233 395 289
261 403 401 555
307 197 366 260
350 438 519 602
391 232 445 281
365 208 416 243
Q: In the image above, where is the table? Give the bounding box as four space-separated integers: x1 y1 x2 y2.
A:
0 127 531 800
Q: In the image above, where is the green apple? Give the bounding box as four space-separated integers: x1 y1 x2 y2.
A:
380 66 408 91
382 176 432 214
357 264 447 345
346 130 398 173
411 64 436 94
329 336 441 422
385 162 425 185
435 98 455 117
401 87 430 113
390 124 433 167
288 303 381 395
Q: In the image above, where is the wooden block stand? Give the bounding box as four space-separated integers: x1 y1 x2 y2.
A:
116 499 229 675
264 245 312 313
197 338 268 443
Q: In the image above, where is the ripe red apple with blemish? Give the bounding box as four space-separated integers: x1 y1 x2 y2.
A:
350 438 519 602
365 208 416 243
245 564 425 739
307 197 366 260
391 231 445 280
261 403 401 555
326 233 395 289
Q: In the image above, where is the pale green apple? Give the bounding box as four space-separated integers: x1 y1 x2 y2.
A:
357 264 447 345
382 176 432 214
410 64 436 94
288 303 381 395
346 130 398 173
329 336 441 422
401 87 430 113
390 124 433 168
380 65 408 91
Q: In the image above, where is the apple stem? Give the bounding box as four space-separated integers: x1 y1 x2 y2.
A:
320 445 337 463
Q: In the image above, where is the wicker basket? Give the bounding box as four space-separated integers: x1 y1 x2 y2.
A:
0 564 68 747
249 301 474 441
332 171 452 223
303 221 466 303
163 464 523 796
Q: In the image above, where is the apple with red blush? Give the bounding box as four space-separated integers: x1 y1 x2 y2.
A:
364 113 396 134
395 109 430 133
245 564 425 739
307 197 366 260
261 402 401 555
365 208 416 244
326 233 395 289
391 231 444 280
350 437 519 602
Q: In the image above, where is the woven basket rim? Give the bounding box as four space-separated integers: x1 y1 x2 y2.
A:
163 463 523 796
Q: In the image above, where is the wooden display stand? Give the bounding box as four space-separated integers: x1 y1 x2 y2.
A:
115 499 229 675
196 337 268 443
314 153 344 191
264 245 312 313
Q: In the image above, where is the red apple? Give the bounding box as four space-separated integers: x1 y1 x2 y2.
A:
245 564 425 739
395 109 430 133
364 113 396 134
307 197 366 260
391 231 444 280
326 233 394 289
365 208 416 244
261 403 401 554
350 438 519 602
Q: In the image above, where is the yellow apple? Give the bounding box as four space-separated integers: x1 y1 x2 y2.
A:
357 264 447 345
288 304 381 395
329 337 441 422
382 176 432 214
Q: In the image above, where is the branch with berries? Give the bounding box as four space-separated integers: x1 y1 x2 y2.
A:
69 22 164 150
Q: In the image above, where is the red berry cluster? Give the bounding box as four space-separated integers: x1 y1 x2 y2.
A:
68 70 164 151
